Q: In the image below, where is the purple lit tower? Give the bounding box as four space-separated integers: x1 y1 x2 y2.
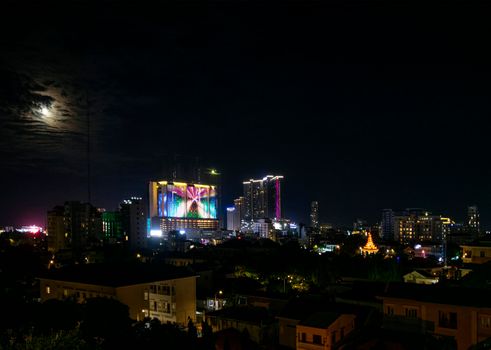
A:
243 175 283 221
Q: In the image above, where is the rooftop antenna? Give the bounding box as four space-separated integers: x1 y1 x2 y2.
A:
172 154 177 181
86 91 91 204
196 156 201 183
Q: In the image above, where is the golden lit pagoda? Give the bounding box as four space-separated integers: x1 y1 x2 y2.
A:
361 232 379 255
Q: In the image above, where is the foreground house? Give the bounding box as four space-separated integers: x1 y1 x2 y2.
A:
380 283 491 350
39 263 197 325
296 312 356 350
206 306 276 347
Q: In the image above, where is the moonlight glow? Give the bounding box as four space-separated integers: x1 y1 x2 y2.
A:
40 106 50 117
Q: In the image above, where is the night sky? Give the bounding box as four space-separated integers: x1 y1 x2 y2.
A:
1 0 490 228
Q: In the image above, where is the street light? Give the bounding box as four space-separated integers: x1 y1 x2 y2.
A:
283 275 293 293
214 290 223 310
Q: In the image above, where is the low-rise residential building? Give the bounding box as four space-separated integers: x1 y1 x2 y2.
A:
462 243 491 264
380 283 491 350
39 263 197 325
277 296 336 349
206 306 276 347
296 312 356 350
403 270 439 285
403 268 472 285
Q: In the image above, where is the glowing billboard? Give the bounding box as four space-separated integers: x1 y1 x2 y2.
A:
167 183 187 218
186 185 210 218
153 181 217 219
209 186 217 219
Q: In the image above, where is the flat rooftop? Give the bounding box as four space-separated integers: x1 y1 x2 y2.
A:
380 283 491 308
298 312 342 328
39 263 196 287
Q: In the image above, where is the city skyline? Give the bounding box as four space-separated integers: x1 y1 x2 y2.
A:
2 2 491 349
1 1 491 228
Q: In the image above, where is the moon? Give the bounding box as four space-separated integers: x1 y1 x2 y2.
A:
40 106 51 117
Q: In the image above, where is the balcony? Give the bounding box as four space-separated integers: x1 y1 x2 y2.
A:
383 315 435 333
149 293 176 303
297 340 325 350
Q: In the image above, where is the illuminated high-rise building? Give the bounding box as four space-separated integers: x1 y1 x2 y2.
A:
243 175 283 221
381 209 395 241
264 175 282 220
467 205 480 238
310 201 319 229
226 207 239 231
227 196 245 231
47 206 65 252
120 197 147 251
148 180 219 238
243 179 264 220
392 209 451 244
102 211 123 242
234 197 245 223
47 201 102 254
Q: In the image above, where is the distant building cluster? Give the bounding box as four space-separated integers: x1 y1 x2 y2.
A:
2 162 485 265
381 206 481 244
225 175 298 240
47 198 146 255
380 208 452 243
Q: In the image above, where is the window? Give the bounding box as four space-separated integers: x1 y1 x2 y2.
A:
153 301 158 311
341 327 345 339
386 305 395 316
162 302 171 314
438 311 457 329
46 286 51 294
300 332 306 342
481 251 486 258
313 334 322 345
405 307 418 318
162 285 170 295
480 315 491 329
331 331 337 344
144 291 148 300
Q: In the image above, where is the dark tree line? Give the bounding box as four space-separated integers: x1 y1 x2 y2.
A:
0 297 215 350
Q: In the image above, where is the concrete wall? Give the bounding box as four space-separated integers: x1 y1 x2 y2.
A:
296 314 356 350
116 284 148 321
175 276 197 324
277 317 299 349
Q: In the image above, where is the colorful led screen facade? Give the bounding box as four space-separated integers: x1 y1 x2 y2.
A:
209 186 217 219
167 183 187 218
151 181 217 219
